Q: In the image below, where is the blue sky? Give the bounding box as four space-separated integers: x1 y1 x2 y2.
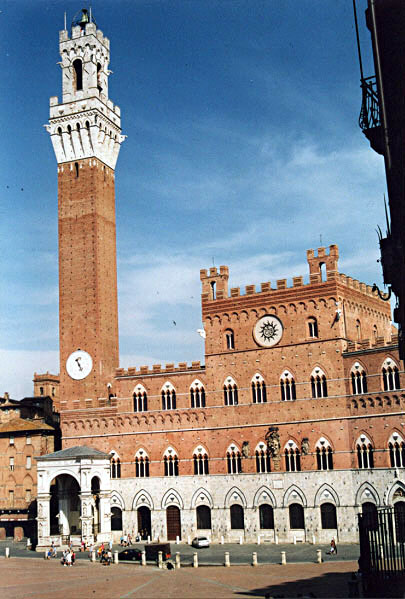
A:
0 0 389 398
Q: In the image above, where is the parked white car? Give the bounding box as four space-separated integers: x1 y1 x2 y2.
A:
192 536 210 548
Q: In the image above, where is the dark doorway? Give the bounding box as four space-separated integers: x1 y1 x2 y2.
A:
394 501 405 542
111 507 122 531
259 504 274 529
196 505 211 529
230 504 244 529
137 506 152 539
166 506 181 540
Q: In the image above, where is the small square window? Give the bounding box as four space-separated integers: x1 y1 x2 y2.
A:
26 456 31 469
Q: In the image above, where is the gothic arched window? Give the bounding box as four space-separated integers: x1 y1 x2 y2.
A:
190 380 206 408
316 438 333 470
251 373 267 403
255 442 271 473
351 363 367 395
133 384 148 412
388 433 405 468
161 382 176 410
110 451 121 479
163 447 179 476
224 377 238 406
382 358 400 391
284 440 301 472
227 444 242 474
193 446 209 475
280 370 296 401
311 367 328 398
356 435 374 469
135 449 150 477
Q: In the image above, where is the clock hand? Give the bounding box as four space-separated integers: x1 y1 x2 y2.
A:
75 357 83 371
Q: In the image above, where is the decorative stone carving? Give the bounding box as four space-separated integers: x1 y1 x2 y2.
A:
242 441 250 458
301 438 310 456
266 427 280 458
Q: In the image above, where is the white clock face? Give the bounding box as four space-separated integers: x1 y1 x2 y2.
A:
66 350 93 380
253 315 283 348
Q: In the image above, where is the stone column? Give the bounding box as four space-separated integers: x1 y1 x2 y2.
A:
37 493 51 547
98 491 112 539
80 493 94 544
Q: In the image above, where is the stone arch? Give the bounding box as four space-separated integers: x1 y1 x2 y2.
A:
132 489 154 510
283 485 307 508
224 486 247 508
110 490 125 510
190 488 214 509
314 483 340 507
355 482 380 506
385 480 405 506
253 486 277 508
161 488 184 510
46 468 81 490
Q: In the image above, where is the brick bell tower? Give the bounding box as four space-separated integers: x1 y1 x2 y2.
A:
46 9 125 410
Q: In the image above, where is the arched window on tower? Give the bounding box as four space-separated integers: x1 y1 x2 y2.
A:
161 382 176 410
193 446 209 475
388 432 405 468
226 444 242 474
373 325 378 342
110 451 121 479
356 434 374 469
255 442 271 473
135 448 150 477
280 370 296 401
73 59 83 91
284 440 301 472
351 362 367 395
97 62 102 92
251 373 267 403
133 384 148 412
224 377 238 406
316 438 333 470
225 329 235 350
190 380 206 408
163 447 179 476
356 319 362 341
308 317 318 338
311 367 328 398
382 358 400 391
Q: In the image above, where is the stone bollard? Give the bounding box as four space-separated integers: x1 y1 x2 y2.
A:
312 534 316 545
44 550 48 560
281 551 286 565
158 551 163 569
252 552 258 567
5 547 10 559
193 552 198 568
147 535 150 544
224 551 230 567
114 551 118 564
26 538 31 550
257 535 261 545
187 535 191 545
91 550 96 562
175 552 181 569
239 535 243 545
316 549 322 564
176 536 179 545
220 535 224 545
293 535 297 545
141 550 146 566
275 535 279 545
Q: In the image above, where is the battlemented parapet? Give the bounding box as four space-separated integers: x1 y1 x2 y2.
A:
114 360 204 379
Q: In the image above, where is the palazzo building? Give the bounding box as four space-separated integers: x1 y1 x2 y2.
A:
35 10 405 548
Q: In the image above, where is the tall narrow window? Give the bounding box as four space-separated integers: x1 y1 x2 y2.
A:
284 441 301 472
289 503 304 529
26 456 32 469
225 329 235 350
73 59 83 91
193 446 209 475
351 363 367 395
227 445 242 474
197 505 211 529
251 373 267 403
388 433 405 467
224 377 238 406
321 503 337 529
210 281 216 300
135 449 150 477
316 439 333 470
356 435 374 469
97 62 102 92
230 505 244 529
190 380 206 408
311 367 328 398
280 371 296 401
110 452 121 479
356 319 362 341
255 442 271 473
162 382 176 410
74 162 79 178
382 358 400 391
133 384 148 412
308 317 318 338
259 504 274 529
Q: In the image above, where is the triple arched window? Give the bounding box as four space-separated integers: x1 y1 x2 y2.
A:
388 433 405 468
193 446 209 475
227 444 242 474
190 380 206 408
224 377 238 406
162 382 176 410
284 440 301 472
351 363 367 395
133 384 148 412
356 435 374 469
251 373 267 403
280 371 296 401
163 447 179 476
316 438 333 470
255 442 271 473
382 358 400 391
135 449 150 477
110 451 121 479
311 367 328 398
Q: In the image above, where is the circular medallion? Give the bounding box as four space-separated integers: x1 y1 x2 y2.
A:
66 349 93 380
253 315 283 347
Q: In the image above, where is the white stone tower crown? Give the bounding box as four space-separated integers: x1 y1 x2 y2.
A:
46 9 125 169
